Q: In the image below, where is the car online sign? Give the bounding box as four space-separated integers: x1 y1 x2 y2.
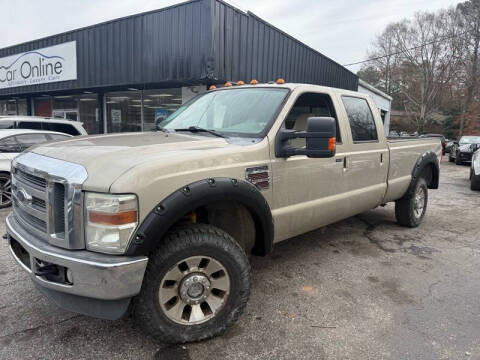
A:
0 41 77 89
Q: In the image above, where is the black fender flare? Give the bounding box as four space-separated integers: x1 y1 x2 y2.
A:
126 177 274 256
404 151 439 198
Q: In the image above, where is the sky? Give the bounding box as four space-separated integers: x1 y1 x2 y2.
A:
0 0 462 73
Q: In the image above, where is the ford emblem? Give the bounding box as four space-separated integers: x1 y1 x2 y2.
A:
16 188 33 205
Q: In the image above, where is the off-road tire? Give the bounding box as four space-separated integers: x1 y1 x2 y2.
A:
133 224 251 343
471 170 480 191
395 177 428 228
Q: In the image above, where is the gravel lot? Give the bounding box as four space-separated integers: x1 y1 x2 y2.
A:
1 158 479 360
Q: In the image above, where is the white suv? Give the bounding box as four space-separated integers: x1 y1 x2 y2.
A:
0 116 88 136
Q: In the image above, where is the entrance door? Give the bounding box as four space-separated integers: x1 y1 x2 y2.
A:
270 91 351 242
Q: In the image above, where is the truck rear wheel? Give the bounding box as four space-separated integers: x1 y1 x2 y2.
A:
133 224 251 343
395 177 428 227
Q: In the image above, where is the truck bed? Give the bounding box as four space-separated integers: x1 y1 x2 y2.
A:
383 137 442 203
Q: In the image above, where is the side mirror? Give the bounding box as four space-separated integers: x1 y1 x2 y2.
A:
275 117 336 158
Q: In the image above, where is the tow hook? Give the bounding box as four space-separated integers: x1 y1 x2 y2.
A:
34 264 59 277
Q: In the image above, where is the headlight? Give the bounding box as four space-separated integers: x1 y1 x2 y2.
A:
85 192 138 254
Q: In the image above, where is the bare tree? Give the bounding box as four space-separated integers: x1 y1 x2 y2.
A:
457 0 480 137
392 10 461 133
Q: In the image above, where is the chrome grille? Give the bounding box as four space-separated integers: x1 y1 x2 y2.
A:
12 169 48 239
11 152 88 250
14 167 47 189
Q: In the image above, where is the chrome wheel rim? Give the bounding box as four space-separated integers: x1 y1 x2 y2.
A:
413 186 425 219
0 176 12 207
159 256 230 325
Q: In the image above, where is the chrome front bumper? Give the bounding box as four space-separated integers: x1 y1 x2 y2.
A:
6 213 148 312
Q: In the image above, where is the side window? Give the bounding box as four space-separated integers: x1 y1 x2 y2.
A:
15 133 49 151
48 134 70 141
0 121 15 129
43 122 80 136
342 96 378 142
17 121 42 130
0 136 20 153
284 92 341 146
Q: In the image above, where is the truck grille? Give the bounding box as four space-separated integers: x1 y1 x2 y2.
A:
12 166 68 243
11 152 88 250
15 167 47 189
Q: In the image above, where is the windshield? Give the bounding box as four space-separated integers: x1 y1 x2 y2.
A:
159 88 289 136
459 136 480 144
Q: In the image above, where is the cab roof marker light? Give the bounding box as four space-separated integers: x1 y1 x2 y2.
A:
276 78 285 84
209 85 217 90
237 80 245 85
225 82 232 87
250 79 258 85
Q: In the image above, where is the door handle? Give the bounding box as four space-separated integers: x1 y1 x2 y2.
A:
336 157 348 169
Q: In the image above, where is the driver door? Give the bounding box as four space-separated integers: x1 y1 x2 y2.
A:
270 91 351 242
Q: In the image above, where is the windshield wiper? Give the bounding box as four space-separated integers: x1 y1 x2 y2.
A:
174 126 228 138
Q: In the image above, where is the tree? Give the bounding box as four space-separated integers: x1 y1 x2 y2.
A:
456 0 480 137
392 10 461 134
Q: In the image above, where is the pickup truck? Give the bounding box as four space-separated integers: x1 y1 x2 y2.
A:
6 82 441 343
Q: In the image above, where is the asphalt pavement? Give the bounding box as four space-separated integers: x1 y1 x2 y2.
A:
1 158 479 360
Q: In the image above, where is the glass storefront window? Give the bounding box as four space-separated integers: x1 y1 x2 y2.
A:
143 88 182 131
0 98 27 116
105 91 142 133
52 94 99 134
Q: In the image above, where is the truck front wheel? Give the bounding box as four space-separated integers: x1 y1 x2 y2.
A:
395 177 428 227
133 224 251 343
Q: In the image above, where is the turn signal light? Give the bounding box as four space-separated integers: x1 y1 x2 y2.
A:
89 210 137 226
250 79 258 85
209 85 216 90
328 137 336 151
225 82 232 87
276 78 285 84
237 80 245 85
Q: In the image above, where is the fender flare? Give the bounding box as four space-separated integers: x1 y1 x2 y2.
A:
404 151 439 198
125 177 274 256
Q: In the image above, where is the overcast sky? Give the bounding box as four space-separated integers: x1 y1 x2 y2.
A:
0 0 461 73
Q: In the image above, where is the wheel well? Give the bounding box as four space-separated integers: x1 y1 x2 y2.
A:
421 163 439 189
171 200 264 256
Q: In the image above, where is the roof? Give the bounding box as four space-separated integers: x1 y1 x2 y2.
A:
0 0 357 98
358 79 392 101
0 129 72 138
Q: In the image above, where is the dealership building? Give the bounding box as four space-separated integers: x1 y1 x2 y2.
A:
0 0 389 135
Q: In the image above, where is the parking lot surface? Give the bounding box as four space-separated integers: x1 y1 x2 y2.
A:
1 159 479 360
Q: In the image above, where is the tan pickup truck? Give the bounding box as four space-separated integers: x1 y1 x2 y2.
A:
6 83 441 343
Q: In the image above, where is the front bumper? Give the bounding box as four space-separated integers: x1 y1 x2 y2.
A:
6 213 148 319
458 151 473 162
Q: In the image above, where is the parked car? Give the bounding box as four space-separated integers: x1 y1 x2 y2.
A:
471 148 480 190
6 82 441 343
400 131 410 137
389 130 399 137
0 116 87 136
445 140 454 154
449 136 480 164
0 129 72 208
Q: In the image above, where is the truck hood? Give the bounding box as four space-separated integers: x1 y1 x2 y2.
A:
31 132 233 191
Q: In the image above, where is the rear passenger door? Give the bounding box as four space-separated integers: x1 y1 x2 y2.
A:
340 95 389 214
